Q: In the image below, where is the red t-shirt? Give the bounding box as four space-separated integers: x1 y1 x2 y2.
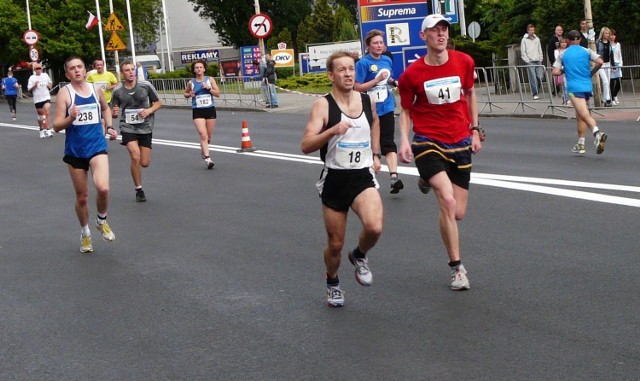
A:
398 50 475 144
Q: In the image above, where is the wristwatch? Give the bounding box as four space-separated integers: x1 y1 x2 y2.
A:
470 126 486 142
373 152 382 159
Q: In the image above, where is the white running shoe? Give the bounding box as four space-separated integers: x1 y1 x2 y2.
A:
451 264 470 290
96 220 115 241
39 130 46 138
348 251 373 286
327 284 345 307
204 157 214 169
80 234 93 253
45 129 53 138
594 132 608 155
571 143 586 155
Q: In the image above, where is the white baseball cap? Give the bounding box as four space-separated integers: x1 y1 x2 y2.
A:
421 14 451 31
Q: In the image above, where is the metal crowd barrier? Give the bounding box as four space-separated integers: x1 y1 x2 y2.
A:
474 64 640 118
474 64 556 116
148 77 260 108
59 77 261 108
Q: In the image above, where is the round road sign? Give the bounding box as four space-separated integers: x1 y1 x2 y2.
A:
23 29 40 46
249 13 273 39
29 47 40 62
468 21 481 40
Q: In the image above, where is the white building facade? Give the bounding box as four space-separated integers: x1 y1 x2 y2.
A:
157 0 239 69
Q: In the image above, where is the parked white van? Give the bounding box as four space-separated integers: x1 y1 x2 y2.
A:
129 54 163 74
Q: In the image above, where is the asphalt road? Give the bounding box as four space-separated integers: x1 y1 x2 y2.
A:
1 104 639 380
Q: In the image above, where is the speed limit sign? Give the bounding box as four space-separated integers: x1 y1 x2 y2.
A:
29 47 40 62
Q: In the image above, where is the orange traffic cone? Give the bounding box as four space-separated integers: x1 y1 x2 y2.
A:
237 120 257 152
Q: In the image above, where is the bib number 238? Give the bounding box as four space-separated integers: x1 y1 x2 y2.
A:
74 104 99 125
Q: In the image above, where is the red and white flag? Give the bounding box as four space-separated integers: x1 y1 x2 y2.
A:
86 11 99 30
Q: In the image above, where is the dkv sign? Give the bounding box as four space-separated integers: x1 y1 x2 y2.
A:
271 49 295 68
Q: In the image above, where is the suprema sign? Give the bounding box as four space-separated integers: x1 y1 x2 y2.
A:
271 49 295 68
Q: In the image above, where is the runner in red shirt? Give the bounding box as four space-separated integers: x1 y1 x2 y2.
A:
398 14 482 291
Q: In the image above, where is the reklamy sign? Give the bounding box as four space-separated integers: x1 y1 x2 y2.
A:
180 50 220 64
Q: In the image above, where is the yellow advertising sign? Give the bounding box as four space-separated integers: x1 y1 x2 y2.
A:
270 49 295 68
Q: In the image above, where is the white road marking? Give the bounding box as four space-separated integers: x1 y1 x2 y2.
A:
4 123 639 207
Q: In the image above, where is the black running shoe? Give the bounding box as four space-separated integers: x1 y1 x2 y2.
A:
136 188 146 202
390 177 404 194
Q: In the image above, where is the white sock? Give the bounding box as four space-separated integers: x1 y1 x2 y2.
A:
578 138 585 145
82 225 90 236
592 126 600 135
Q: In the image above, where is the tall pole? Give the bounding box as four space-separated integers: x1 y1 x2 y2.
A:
254 0 264 58
159 19 165 71
161 0 173 72
95 0 106 63
458 0 466 37
109 0 120 80
26 0 32 30
125 0 136 64
584 0 601 106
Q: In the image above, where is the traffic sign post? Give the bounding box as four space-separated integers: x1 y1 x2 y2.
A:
28 47 40 62
105 13 125 32
23 29 41 64
468 21 481 42
249 13 273 39
106 32 127 51
23 29 39 46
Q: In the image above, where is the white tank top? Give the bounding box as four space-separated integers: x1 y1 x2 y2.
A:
323 111 373 170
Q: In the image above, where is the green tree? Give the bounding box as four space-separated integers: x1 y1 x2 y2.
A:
0 0 161 76
0 0 27 69
269 0 312 52
304 0 335 44
267 28 293 51
333 0 357 21
188 0 256 48
333 5 357 42
189 0 312 52
465 0 640 59
296 17 312 52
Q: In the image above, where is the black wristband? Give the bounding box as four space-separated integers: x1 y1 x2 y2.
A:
470 126 481 132
373 153 382 159
107 126 114 131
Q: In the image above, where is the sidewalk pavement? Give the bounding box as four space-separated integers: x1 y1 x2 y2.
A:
231 89 640 122
32 88 640 122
